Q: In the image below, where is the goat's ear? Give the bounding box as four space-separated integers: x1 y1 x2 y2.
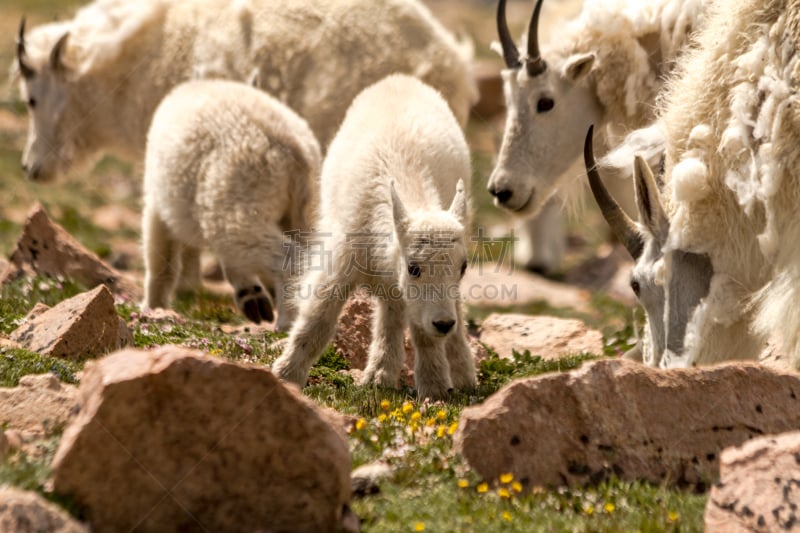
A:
562 52 595 82
391 182 410 241
49 33 70 74
448 179 468 226
633 154 669 242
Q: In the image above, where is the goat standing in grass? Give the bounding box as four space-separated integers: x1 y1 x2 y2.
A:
272 75 476 400
142 79 320 330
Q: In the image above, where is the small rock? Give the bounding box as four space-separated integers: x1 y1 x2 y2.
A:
455 359 800 490
479 313 604 359
462 266 592 312
52 345 353 532
0 374 79 436
0 487 88 533
705 431 800 532
0 203 140 299
9 285 133 359
352 461 394 497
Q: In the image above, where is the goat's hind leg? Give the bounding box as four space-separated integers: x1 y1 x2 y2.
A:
143 208 181 310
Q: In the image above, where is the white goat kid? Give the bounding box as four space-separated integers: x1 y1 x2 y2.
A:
585 0 800 368
489 0 706 273
142 79 320 330
13 0 475 182
271 75 476 400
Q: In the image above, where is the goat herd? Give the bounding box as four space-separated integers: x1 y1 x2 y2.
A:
12 0 800 398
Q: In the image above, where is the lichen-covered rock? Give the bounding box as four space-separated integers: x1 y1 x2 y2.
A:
52 345 353 532
9 285 133 359
478 313 604 360
0 204 140 299
0 487 87 533
0 374 79 436
455 359 800 490
705 431 800 532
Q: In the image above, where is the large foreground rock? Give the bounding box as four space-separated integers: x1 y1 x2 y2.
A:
0 204 140 299
0 487 87 533
479 313 604 359
455 359 800 490
52 346 352 533
705 431 800 531
9 285 133 359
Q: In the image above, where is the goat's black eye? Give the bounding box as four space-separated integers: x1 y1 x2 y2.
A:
537 97 554 113
460 260 467 277
27 97 36 109
630 280 641 296
408 263 421 278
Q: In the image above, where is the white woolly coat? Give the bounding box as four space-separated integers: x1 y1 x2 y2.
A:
19 0 475 166
655 0 800 363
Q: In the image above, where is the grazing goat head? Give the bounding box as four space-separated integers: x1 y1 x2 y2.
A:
584 126 714 367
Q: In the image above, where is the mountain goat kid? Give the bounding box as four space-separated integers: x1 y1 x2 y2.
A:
489 0 707 273
585 0 800 368
271 75 476 399
142 79 320 330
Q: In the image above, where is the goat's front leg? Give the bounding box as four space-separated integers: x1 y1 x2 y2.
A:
362 295 407 388
446 303 477 390
271 269 348 386
410 324 452 400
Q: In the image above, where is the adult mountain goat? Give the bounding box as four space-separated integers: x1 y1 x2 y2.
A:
585 0 800 369
142 79 320 330
489 0 706 272
13 0 475 182
271 75 476 400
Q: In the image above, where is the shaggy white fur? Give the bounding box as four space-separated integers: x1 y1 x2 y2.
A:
142 79 320 331
271 74 476 400
13 0 476 183
603 0 800 368
488 0 708 273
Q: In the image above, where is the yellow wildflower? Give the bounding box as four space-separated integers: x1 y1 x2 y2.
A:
380 399 391 411
668 511 680 522
604 502 615 513
413 522 425 532
409 421 419 433
501 511 513 522
499 473 513 484
477 483 489 494
402 402 414 414
498 488 511 499
585 505 594 515
355 418 366 431
436 409 447 421
378 414 387 423
511 481 523 493
447 422 458 435
410 412 422 422
425 418 436 427
436 425 446 438
457 479 469 489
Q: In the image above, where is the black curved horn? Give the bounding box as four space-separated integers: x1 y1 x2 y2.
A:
584 126 644 259
526 0 547 76
497 0 521 69
17 17 35 79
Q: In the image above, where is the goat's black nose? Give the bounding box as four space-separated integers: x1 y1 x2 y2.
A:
433 319 455 334
488 186 513 204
